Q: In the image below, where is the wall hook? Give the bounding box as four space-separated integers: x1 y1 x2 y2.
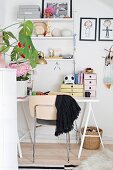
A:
54 62 61 70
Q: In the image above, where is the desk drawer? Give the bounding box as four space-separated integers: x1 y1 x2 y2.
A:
85 90 96 97
71 92 83 97
84 80 96 86
84 85 96 91
61 89 72 92
61 84 83 89
61 88 83 93
84 73 96 80
59 92 83 97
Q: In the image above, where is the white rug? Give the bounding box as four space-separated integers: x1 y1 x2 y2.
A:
75 148 113 170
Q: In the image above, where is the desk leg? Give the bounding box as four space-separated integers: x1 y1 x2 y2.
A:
17 135 22 158
77 102 87 143
78 102 92 159
21 102 34 142
92 109 104 148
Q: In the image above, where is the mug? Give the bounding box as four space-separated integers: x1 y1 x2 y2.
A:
85 91 91 97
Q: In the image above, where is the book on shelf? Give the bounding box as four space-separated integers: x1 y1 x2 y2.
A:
74 71 84 85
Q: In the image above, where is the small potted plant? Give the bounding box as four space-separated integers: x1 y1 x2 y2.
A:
9 62 31 97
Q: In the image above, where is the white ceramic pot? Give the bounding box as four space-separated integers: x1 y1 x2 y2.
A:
51 28 61 37
61 29 72 37
17 81 27 98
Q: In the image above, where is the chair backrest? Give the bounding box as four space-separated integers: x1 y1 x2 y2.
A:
29 95 57 120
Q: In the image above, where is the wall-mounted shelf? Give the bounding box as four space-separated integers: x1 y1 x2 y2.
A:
17 13 75 68
17 18 74 22
45 58 74 61
32 36 73 40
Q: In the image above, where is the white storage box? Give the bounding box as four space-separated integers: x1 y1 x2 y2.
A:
17 5 41 19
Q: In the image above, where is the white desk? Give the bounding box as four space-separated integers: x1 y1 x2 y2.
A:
17 96 104 159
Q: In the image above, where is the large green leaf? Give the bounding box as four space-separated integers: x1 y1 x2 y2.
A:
19 20 33 36
25 21 33 32
19 30 26 44
29 49 38 68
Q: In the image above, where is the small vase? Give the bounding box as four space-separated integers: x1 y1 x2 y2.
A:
17 80 27 98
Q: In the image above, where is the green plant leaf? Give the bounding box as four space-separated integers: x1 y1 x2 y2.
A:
0 45 10 53
24 20 33 36
29 49 38 68
19 31 26 44
7 31 17 40
3 31 10 46
26 20 33 30
3 31 9 40
16 47 24 55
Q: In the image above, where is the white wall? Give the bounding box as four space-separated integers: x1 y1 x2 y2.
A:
3 0 113 143
75 0 113 142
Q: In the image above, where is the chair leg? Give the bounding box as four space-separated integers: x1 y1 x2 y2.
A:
33 119 36 163
66 133 70 163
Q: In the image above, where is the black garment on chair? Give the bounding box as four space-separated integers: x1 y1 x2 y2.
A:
55 95 81 136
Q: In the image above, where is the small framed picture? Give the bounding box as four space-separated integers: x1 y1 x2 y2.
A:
79 17 97 41
99 18 113 41
42 0 72 18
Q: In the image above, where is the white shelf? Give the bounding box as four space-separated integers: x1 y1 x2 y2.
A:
45 58 74 61
17 18 74 22
32 36 73 40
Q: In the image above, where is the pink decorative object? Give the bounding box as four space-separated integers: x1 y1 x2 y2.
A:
45 7 56 18
9 62 30 81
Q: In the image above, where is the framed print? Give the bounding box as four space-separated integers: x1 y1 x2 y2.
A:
99 18 113 41
79 18 97 41
42 0 72 18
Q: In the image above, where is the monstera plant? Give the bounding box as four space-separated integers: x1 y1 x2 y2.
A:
0 20 38 68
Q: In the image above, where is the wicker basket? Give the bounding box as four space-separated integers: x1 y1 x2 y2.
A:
81 126 103 150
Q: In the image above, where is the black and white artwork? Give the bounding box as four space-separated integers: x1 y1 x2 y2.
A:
79 18 97 41
99 18 113 41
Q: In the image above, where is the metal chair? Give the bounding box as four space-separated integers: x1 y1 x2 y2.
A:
29 95 70 163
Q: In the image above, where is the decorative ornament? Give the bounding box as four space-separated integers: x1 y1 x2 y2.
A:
103 45 113 89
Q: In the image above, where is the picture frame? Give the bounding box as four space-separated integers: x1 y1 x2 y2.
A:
99 18 113 41
79 17 97 41
42 0 72 18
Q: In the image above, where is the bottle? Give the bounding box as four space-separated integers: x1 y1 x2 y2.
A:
0 53 6 68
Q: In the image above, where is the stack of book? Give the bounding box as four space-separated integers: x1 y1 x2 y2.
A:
74 71 84 84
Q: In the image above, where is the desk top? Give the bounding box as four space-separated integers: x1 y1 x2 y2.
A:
17 95 99 103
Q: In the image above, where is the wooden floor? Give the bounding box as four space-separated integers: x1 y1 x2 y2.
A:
18 143 113 166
